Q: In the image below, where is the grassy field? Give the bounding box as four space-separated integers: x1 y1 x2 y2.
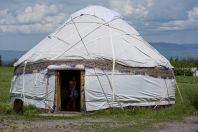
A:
0 66 197 131
0 67 13 114
0 67 13 103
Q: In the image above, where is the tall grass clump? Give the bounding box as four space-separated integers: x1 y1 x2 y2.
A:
187 91 198 110
177 76 198 110
23 104 41 116
0 103 13 114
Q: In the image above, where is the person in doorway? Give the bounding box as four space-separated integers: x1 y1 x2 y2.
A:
67 77 78 110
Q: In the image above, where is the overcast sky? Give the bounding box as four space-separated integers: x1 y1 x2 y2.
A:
0 0 198 50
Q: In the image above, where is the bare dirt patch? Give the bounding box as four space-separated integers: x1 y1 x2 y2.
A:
0 117 134 132
0 115 198 132
153 116 198 132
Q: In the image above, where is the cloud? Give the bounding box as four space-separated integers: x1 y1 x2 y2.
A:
109 0 133 16
0 1 155 34
109 0 153 18
0 9 16 25
0 4 67 33
16 4 60 24
159 7 198 30
188 7 198 20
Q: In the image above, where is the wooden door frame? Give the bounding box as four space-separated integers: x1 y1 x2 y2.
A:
54 69 85 112
55 71 61 111
80 70 85 111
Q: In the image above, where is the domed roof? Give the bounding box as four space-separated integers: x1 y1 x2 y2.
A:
68 5 121 22
14 6 172 68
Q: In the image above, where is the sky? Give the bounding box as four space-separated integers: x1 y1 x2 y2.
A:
0 0 198 51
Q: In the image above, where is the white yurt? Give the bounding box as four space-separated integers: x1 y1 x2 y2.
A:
10 6 176 112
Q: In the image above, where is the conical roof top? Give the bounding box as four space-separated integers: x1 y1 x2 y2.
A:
14 5 172 68
68 5 121 22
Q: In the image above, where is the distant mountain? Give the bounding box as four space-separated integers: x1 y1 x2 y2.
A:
150 42 198 59
0 42 198 65
0 50 26 64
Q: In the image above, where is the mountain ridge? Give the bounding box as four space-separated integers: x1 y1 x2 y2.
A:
0 50 26 64
151 42 198 59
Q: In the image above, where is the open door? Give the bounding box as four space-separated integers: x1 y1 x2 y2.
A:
55 70 84 112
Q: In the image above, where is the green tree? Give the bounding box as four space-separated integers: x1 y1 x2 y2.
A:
170 58 197 76
8 58 18 66
169 56 173 62
0 55 2 66
195 60 198 68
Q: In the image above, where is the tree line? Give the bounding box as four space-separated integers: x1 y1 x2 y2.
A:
0 55 18 67
170 57 198 76
0 55 1 66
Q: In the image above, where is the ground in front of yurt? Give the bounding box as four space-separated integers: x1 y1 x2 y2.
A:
0 115 197 132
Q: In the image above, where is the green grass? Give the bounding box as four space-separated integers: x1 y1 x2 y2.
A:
176 76 198 110
0 67 14 114
0 66 198 131
0 66 13 102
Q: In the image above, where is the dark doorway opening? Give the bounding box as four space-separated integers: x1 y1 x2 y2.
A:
60 70 81 111
13 99 23 113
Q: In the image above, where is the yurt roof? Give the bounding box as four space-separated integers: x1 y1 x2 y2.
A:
68 5 121 22
14 5 172 68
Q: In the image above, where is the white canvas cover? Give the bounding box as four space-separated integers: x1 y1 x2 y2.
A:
10 70 55 109
14 5 172 68
11 6 176 111
84 69 175 111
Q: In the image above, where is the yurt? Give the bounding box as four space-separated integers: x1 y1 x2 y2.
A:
10 6 176 112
